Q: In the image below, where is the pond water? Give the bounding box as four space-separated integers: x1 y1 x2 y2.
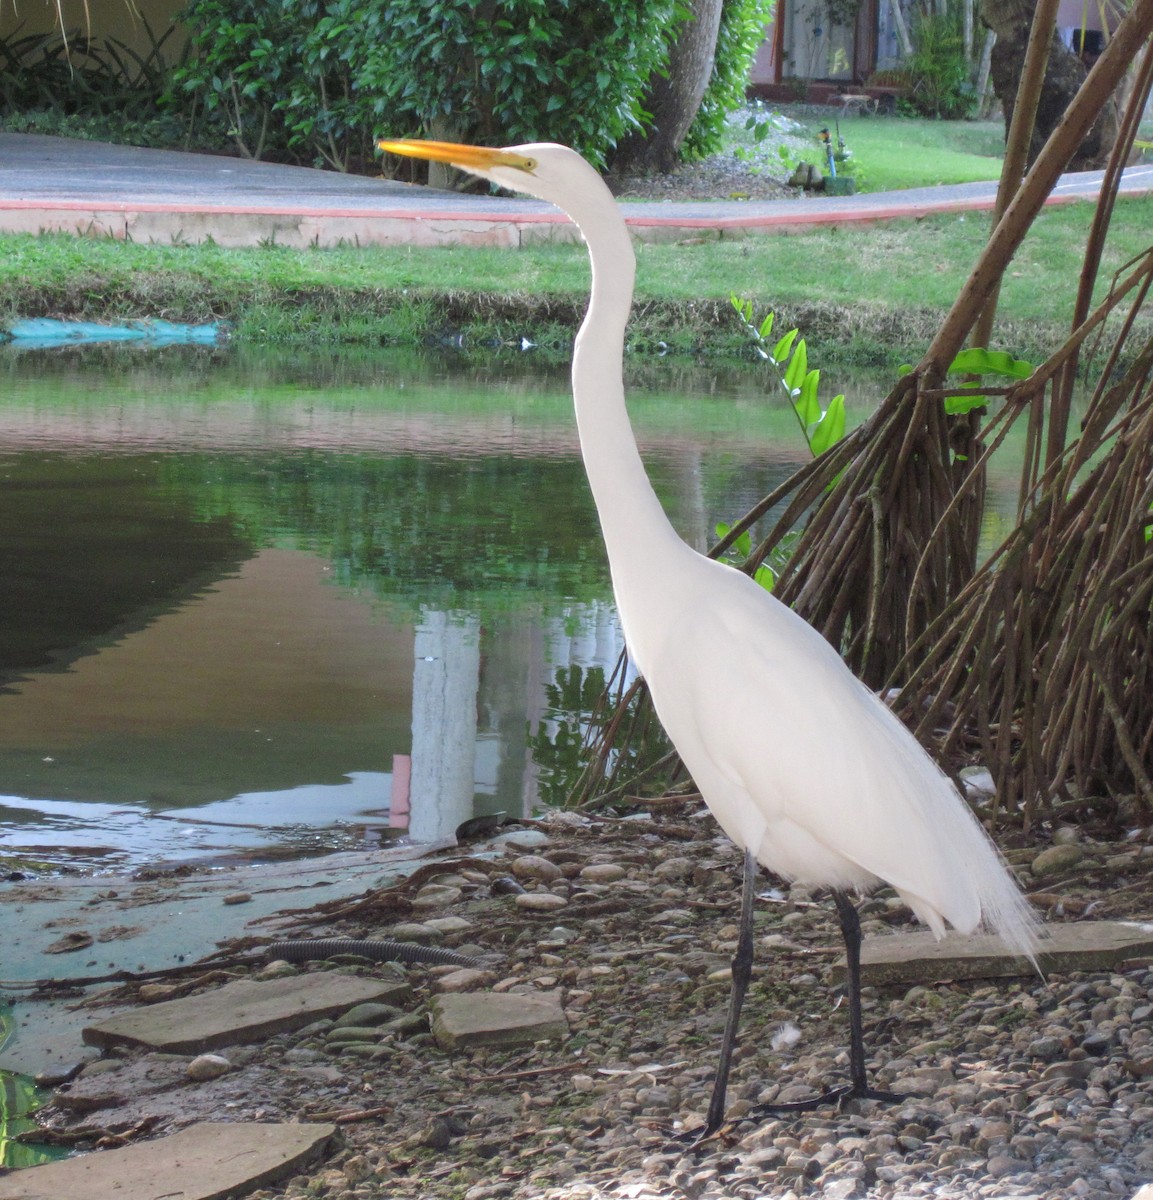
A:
0 342 1037 876
0 341 863 874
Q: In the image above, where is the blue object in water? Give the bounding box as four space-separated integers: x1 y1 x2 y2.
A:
4 318 224 349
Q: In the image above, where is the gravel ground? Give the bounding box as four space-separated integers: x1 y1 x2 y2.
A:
32 804 1153 1200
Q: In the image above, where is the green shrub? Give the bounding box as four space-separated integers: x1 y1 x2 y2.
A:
901 3 975 119
171 0 683 172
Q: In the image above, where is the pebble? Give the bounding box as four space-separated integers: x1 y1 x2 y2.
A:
332 1003 404 1028
1032 844 1085 876
514 892 568 911
579 863 627 883
411 884 463 910
489 829 551 852
222 891 252 905
436 967 494 992
186 1053 231 1081
52 818 1153 1200
510 855 563 883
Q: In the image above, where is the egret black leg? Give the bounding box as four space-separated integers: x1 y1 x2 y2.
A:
751 890 904 1116
698 846 758 1138
831 888 897 1099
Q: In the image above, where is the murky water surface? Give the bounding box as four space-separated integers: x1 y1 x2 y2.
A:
0 342 858 872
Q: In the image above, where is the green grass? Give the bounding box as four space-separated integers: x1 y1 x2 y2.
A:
830 114 1005 192
1 194 1149 361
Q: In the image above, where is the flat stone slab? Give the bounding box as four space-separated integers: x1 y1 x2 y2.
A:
855 920 1153 986
431 989 569 1049
0 1120 335 1200
83 972 411 1054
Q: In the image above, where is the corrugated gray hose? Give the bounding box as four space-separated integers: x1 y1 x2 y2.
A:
265 938 480 968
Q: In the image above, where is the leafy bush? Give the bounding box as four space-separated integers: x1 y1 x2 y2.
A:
682 0 774 160
901 4 976 119
171 0 683 172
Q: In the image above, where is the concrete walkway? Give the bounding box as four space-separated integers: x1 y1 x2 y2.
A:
2 132 1152 248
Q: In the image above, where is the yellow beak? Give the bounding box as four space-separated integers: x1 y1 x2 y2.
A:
377 139 536 174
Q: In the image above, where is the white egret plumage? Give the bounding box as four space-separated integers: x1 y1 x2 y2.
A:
378 138 1041 1134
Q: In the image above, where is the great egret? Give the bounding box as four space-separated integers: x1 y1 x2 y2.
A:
378 138 1042 1135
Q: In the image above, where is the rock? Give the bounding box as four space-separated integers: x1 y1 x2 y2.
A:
489 829 551 852
323 1027 381 1043
653 857 694 881
430 990 569 1050
412 884 463 910
853 921 1153 985
390 922 442 939
822 1178 865 1199
1032 844 1084 877
222 891 252 905
986 1153 1031 1177
437 968 495 992
33 1062 86 1088
515 892 568 911
254 960 298 980
424 915 473 932
138 983 181 1003
510 855 563 883
1028 1035 1065 1060
83 972 412 1054
579 863 627 883
53 1082 127 1112
1040 1060 1094 1081
80 1059 125 1078
186 1053 231 1081
332 1003 405 1029
0 1121 336 1200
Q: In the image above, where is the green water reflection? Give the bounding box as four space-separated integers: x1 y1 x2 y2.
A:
0 343 829 869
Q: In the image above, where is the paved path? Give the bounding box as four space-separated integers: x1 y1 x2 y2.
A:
1 133 1151 248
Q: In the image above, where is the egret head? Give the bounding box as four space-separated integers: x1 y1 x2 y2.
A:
377 139 589 210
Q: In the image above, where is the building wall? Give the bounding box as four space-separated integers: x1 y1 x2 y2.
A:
1 0 188 61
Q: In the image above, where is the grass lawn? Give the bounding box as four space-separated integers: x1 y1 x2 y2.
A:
831 114 1005 192
2 193 1149 362
728 104 1006 194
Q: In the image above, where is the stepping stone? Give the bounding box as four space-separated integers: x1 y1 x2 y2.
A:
83 972 411 1054
852 920 1153 986
0 1120 335 1200
430 989 569 1049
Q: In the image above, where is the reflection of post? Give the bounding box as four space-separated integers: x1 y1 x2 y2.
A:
408 610 480 843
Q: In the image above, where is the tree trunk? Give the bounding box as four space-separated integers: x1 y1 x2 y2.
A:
981 0 1115 169
609 0 724 176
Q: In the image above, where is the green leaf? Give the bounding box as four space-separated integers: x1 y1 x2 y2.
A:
772 327 799 365
753 564 775 592
944 392 988 415
757 311 775 340
795 368 821 427
783 337 808 394
810 393 846 455
715 521 751 558
949 347 1033 380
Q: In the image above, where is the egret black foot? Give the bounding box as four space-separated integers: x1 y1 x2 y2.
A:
753 1082 906 1116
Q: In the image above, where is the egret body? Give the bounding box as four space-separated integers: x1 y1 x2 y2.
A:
378 139 1041 1132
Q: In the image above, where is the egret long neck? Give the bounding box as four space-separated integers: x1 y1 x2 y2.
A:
568 191 690 659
